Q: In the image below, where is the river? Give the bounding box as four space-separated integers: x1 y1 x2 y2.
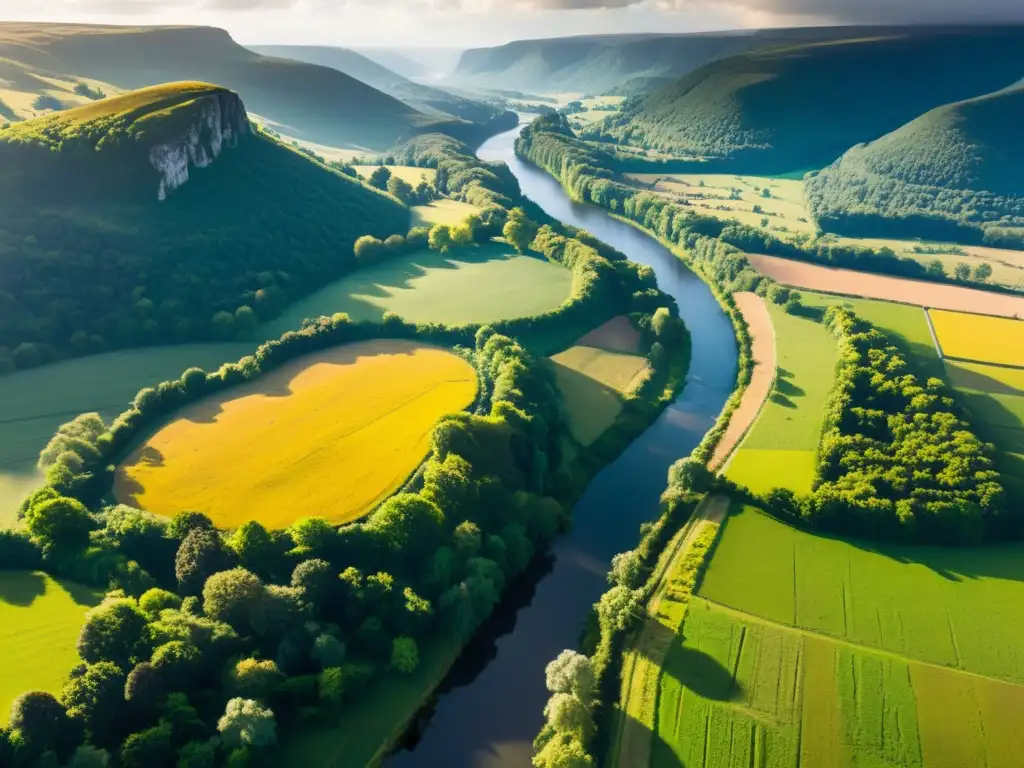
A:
386 119 739 768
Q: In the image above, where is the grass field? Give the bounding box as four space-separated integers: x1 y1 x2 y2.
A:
261 243 573 340
550 342 649 445
930 309 1024 367
0 342 252 528
0 571 102 723
626 174 815 241
410 199 481 228
725 303 836 494
114 341 477 529
353 165 437 187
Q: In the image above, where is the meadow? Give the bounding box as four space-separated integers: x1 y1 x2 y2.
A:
114 340 477 529
929 309 1024 367
410 198 482 228
353 164 437 187
0 342 252 528
724 303 836 494
260 243 574 340
749 253 1024 318
625 174 815 241
0 571 102 723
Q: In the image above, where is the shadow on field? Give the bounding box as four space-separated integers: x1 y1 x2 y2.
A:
612 709 686 767
945 362 1024 397
0 570 46 606
770 367 804 409
634 620 743 704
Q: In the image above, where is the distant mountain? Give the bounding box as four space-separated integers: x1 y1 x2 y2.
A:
249 45 508 125
0 82 408 368
448 28 875 95
355 48 465 80
354 49 428 80
806 83 1024 246
600 28 1024 174
0 22 464 150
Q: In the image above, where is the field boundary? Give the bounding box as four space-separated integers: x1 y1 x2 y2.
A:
610 494 729 768
924 307 944 358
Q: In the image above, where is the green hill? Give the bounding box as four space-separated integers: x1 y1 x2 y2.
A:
0 22 460 150
0 82 409 371
600 29 1024 174
249 44 511 126
806 83 1024 246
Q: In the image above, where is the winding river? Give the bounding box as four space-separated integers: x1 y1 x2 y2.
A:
387 120 738 768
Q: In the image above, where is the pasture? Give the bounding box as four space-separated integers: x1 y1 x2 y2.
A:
0 571 102 723
260 243 574 340
353 165 437 187
626 173 815 240
410 199 481 228
114 341 477 529
0 342 252 528
700 505 1024 683
750 253 1024 318
724 303 836 494
929 309 1024 367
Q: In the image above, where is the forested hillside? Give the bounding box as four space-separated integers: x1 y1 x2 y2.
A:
806 83 1024 247
600 29 1024 173
450 27 901 95
0 83 409 369
0 23 465 149
250 45 511 127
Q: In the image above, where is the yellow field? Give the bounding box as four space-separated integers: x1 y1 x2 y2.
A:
550 345 649 445
411 199 481 228
353 165 437 187
114 340 477 529
945 361 1024 394
930 310 1024 367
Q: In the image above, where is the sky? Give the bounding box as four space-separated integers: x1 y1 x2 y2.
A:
3 0 1024 49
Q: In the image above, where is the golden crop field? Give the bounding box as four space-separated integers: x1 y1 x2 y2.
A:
930 309 1024 367
114 340 476 529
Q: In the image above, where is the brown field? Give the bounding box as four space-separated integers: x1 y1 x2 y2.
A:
114 341 476 529
750 254 1024 318
711 293 776 470
574 315 641 355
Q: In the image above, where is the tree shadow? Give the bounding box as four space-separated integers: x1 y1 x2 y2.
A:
636 619 743 703
0 570 46 607
945 363 1023 397
548 360 624 446
609 709 686 767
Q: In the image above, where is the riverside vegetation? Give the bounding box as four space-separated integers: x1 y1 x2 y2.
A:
0 83 691 768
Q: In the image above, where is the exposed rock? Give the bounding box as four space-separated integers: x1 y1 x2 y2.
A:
149 90 249 201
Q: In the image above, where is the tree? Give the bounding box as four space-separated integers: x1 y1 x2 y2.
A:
973 262 993 281
532 732 594 768
544 692 594 740
353 235 385 265
311 633 346 669
450 223 474 247
138 588 181 618
386 175 415 204
291 559 336 611
217 698 276 749
119 724 173 768
77 599 150 669
150 641 202 687
608 550 644 589
954 262 971 281
68 745 111 768
925 259 946 278
544 650 595 702
367 494 445 561
288 517 336 554
24 496 93 556
384 234 407 253
407 226 430 249
227 521 280 580
169 511 213 540
175 528 230 594
390 636 419 674
503 207 539 253
60 662 125 747
668 457 712 493
124 662 164 717
176 741 216 768
454 520 482 560
229 659 284 701
428 224 452 252
9 691 76 759
211 311 235 340
233 306 258 339
202 568 265 635
368 166 392 190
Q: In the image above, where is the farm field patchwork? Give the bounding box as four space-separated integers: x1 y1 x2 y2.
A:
0 343 253 528
750 253 1024 318
0 571 103 723
353 164 437 187
114 340 477 529
725 303 836 494
929 309 1024 367
260 243 574 339
410 198 481 228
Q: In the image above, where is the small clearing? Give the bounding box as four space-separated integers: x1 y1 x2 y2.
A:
410 199 481 228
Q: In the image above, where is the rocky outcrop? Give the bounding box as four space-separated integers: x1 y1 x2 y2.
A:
149 90 249 200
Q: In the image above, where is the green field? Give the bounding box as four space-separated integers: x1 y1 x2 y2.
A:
725 303 836 494
261 243 574 338
410 199 481 228
0 571 103 722
0 342 252 527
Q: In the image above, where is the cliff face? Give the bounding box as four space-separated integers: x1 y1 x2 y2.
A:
148 89 249 200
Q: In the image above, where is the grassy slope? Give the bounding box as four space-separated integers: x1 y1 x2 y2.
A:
0 571 103 722
0 23 442 150
806 83 1024 239
725 303 836 494
605 29 1024 173
259 243 573 339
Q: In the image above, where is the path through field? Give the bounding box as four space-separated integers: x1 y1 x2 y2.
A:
612 494 729 768
750 253 1024 318
711 293 775 470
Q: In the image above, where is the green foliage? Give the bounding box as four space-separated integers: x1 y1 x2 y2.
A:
389 636 419 674
368 166 392 190
229 659 284 701
60 662 125 747
77 598 150 669
216 698 276 749
24 496 94 556
138 589 181 618
503 207 540 253
119 724 173 768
